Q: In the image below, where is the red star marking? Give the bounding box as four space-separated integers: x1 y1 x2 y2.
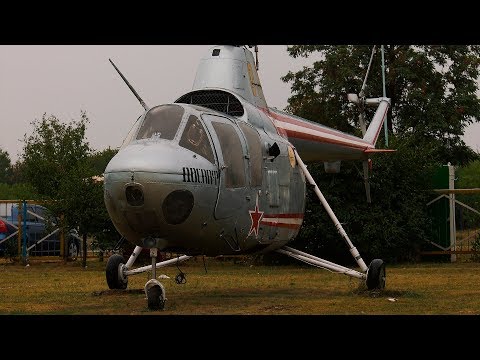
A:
248 195 264 237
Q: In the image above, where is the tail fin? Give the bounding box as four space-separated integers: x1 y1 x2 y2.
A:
362 97 392 203
362 97 390 146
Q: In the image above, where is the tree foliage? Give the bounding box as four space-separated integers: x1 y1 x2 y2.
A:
456 160 480 230
457 160 480 189
0 183 39 200
0 148 13 184
282 45 480 165
88 147 118 175
21 112 91 198
281 45 480 263
0 148 39 201
293 135 437 264
21 112 120 261
9 161 28 184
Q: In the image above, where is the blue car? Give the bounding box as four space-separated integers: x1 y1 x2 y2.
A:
0 204 80 259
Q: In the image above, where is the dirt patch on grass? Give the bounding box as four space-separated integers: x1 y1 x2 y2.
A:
261 304 294 312
352 287 422 299
92 289 144 296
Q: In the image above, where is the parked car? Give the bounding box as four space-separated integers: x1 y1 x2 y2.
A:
0 203 80 259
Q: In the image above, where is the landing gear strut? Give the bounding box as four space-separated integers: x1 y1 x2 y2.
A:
145 248 165 310
104 245 191 310
279 150 387 290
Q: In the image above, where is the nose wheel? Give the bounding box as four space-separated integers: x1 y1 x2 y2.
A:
144 248 166 310
105 245 191 310
145 279 165 310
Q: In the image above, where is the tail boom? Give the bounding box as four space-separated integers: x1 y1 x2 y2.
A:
264 97 390 163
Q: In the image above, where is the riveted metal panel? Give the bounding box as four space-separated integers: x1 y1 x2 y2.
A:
267 170 279 207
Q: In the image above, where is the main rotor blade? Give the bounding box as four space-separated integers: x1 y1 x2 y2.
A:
357 46 377 137
359 45 377 99
109 58 149 111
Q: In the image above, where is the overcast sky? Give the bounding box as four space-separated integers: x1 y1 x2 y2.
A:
1 45 479 164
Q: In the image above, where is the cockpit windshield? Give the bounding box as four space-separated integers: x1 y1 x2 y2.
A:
136 104 184 141
179 115 215 164
120 114 143 150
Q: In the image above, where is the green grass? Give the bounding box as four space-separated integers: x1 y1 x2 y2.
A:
0 257 479 314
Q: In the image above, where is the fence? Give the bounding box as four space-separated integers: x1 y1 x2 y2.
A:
424 164 480 262
0 200 79 262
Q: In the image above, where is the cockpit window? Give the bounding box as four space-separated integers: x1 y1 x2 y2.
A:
179 115 215 164
136 104 184 140
211 121 246 188
120 114 143 149
239 122 263 187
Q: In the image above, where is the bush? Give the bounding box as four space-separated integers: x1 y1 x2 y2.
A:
471 233 480 263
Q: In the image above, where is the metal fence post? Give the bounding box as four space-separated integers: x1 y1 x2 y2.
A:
17 201 22 259
449 165 456 262
22 200 27 264
60 214 65 261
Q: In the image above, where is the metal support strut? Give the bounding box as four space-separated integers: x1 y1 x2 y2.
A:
125 245 142 269
277 246 365 280
124 254 192 276
150 248 157 279
294 150 369 273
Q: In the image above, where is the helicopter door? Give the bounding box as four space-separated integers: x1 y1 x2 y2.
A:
203 115 248 219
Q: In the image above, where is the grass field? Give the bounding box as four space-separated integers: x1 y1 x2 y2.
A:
0 256 479 315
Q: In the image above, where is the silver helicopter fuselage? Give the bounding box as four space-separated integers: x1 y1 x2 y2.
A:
104 100 306 256
104 45 388 256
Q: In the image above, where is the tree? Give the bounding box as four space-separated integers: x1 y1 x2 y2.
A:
282 45 480 166
0 148 13 184
281 45 480 262
0 183 39 200
21 112 91 198
21 112 120 265
457 160 480 189
456 160 480 230
9 160 27 184
88 147 118 175
87 147 121 259
294 135 437 264
52 163 110 267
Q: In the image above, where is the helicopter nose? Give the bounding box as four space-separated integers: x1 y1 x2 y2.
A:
105 142 182 175
103 142 217 247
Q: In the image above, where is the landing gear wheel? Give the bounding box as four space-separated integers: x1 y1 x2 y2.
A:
147 285 165 310
106 254 128 289
366 259 386 290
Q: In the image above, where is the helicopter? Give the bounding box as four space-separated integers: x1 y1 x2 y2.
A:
103 45 391 310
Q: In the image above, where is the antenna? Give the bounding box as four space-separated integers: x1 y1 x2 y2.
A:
109 59 149 111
